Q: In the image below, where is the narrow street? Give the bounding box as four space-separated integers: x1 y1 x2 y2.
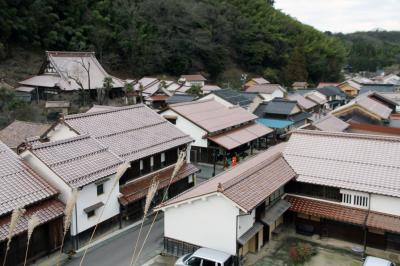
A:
64 218 164 266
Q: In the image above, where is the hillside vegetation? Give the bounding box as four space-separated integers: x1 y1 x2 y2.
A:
0 0 346 86
336 31 400 72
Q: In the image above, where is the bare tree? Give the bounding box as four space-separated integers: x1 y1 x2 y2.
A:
63 57 91 106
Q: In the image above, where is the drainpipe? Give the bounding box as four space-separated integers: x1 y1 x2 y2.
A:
236 212 250 266
362 193 371 259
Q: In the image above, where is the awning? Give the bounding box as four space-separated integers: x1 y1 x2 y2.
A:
261 199 291 225
257 118 294 129
237 222 263 245
208 123 273 150
15 86 35 93
83 202 104 213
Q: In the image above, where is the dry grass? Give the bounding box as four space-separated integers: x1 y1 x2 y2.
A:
3 207 26 266
24 214 40 266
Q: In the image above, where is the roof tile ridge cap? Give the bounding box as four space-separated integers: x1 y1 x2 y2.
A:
119 134 192 158
222 152 284 190
171 98 214 107
97 120 168 139
70 161 123 187
295 129 400 142
31 134 91 150
65 104 143 120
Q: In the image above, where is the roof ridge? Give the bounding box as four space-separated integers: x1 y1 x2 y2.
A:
119 134 192 158
97 120 167 139
64 104 145 120
49 147 109 167
222 153 283 190
31 134 91 149
294 129 400 142
169 98 214 108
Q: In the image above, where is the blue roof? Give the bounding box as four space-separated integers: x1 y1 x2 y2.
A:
257 118 293 129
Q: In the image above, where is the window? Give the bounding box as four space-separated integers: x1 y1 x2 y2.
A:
97 183 104 196
87 210 95 218
186 257 202 266
342 193 368 207
202 259 215 266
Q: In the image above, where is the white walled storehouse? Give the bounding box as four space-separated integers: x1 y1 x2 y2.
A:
40 104 197 221
161 99 273 167
156 144 296 257
20 135 124 249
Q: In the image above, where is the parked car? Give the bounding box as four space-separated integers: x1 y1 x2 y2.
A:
363 256 396 266
175 248 234 266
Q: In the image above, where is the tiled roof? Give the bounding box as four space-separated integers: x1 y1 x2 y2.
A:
168 100 257 133
201 85 221 92
0 120 50 149
286 195 400 234
332 95 392 120
212 89 253 107
30 135 124 188
0 141 57 216
86 105 122 113
304 91 327 105
284 130 400 197
251 77 270 85
312 115 350 132
166 95 196 105
64 104 193 162
254 99 298 116
317 82 340 88
119 163 199 205
317 86 345 97
359 84 400 95
208 123 273 150
287 94 317 110
0 198 64 241
180 74 207 81
158 143 296 212
246 84 286 94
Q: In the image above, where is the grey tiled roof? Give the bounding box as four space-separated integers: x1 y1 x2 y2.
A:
312 115 350 132
317 86 346 97
359 84 400 95
0 120 50 149
0 141 57 216
284 130 400 197
166 95 196 104
64 104 193 162
255 99 298 116
288 93 317 110
30 135 124 188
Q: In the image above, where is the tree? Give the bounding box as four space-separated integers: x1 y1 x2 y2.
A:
283 43 308 86
64 58 91 106
186 85 202 96
97 77 114 104
123 82 135 105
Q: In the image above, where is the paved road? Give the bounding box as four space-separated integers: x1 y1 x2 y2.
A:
64 218 164 266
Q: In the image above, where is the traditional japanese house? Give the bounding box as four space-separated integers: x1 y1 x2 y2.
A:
161 100 273 168
39 105 198 221
0 141 64 266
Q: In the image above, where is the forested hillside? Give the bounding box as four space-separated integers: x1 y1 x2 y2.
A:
0 0 346 86
336 31 400 72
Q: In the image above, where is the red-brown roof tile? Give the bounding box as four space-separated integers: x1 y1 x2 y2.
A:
119 163 199 205
0 142 57 216
0 198 64 241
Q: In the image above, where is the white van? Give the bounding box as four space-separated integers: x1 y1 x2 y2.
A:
363 256 396 266
175 248 234 266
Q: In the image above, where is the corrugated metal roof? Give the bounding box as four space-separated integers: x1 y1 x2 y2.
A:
0 141 57 216
30 135 124 188
169 100 257 133
64 104 193 162
284 130 400 197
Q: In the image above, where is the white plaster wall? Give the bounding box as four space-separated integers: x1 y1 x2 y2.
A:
74 177 120 235
21 151 71 203
370 194 400 216
162 110 208 148
237 210 255 237
47 123 78 141
201 94 234 107
163 194 239 255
